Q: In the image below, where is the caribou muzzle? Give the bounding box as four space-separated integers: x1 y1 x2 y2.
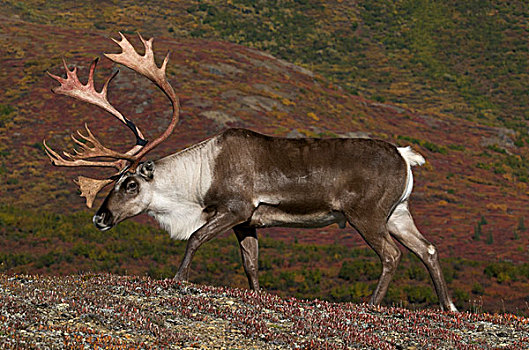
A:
93 209 113 231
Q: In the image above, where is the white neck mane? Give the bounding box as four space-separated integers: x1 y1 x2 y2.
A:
146 137 219 240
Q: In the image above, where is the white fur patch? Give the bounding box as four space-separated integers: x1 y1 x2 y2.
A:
397 146 425 166
146 138 219 240
396 146 425 203
148 202 206 240
448 301 458 312
427 245 436 255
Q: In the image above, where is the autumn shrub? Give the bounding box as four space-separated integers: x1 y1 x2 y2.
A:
471 282 484 295
148 264 179 279
259 270 276 290
404 285 437 305
485 231 494 245
329 282 372 303
0 252 33 272
0 104 14 128
483 261 529 284
397 135 447 154
453 288 470 309
441 264 456 284
406 262 428 281
338 259 380 281
329 284 351 302
35 249 65 269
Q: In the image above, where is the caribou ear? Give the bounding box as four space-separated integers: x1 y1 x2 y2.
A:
139 160 155 180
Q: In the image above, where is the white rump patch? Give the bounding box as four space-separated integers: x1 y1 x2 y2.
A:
396 146 425 203
397 146 425 167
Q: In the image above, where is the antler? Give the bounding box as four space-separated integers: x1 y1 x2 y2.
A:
48 56 147 147
44 124 134 169
44 33 180 207
104 32 180 169
75 177 114 209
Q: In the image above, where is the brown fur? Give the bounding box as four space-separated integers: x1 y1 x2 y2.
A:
206 129 407 229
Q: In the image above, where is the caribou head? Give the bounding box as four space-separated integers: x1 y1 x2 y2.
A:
92 160 157 230
44 33 179 227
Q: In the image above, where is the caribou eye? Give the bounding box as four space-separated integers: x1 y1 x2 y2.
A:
126 181 138 194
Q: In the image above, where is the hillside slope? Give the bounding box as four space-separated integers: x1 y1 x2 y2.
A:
2 274 529 349
2 0 528 129
1 16 527 259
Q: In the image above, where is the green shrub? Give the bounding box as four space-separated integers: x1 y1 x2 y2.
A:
404 285 437 305
471 282 484 295
453 288 470 309
338 259 380 281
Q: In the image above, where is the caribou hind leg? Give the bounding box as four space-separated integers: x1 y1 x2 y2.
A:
387 202 458 312
233 225 260 290
346 211 402 306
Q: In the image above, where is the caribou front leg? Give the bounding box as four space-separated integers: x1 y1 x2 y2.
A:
233 225 260 290
174 206 249 282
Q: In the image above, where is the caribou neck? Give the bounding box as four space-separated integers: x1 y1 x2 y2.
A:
145 137 220 240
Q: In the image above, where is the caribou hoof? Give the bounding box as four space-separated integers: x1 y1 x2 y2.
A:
173 272 188 282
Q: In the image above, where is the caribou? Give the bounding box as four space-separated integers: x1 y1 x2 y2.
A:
44 33 457 312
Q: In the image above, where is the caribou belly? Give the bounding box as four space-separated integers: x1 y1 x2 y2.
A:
249 204 347 229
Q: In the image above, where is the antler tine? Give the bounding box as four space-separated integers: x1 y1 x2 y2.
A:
105 33 171 90
44 136 127 208
46 56 148 174
49 58 120 122
63 124 136 161
43 139 124 170
104 33 180 170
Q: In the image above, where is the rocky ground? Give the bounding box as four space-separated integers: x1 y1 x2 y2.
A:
1 274 528 349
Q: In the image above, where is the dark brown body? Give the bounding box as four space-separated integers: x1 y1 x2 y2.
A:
207 129 406 230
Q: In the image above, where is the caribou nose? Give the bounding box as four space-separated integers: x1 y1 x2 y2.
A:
93 211 113 231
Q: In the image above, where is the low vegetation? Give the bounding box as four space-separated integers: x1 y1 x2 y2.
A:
2 205 529 315
2 274 529 349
